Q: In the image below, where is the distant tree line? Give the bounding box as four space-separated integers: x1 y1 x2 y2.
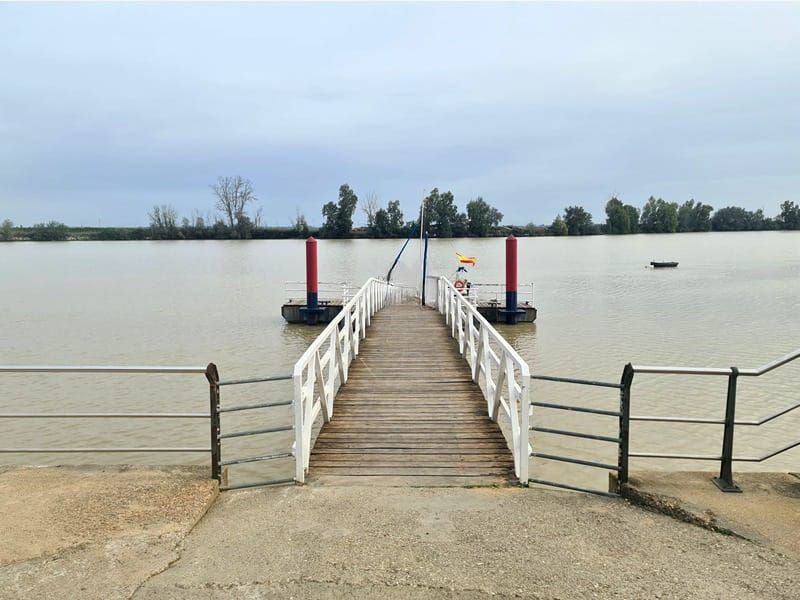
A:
3 180 798 241
548 198 800 236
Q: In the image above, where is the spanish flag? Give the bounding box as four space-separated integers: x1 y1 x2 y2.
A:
457 252 477 266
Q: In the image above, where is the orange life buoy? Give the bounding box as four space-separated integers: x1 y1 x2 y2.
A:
454 279 465 291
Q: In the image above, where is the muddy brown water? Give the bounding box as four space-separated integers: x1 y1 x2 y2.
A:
2 232 798 489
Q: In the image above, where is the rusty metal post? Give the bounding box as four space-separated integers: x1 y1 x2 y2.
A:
205 363 221 482
713 367 742 492
617 363 634 489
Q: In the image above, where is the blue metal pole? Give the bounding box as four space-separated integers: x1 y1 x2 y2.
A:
421 235 429 305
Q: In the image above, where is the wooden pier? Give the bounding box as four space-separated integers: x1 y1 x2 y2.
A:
308 304 515 486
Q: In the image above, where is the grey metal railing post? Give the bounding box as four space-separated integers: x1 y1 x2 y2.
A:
206 363 221 482
713 367 741 492
617 363 634 488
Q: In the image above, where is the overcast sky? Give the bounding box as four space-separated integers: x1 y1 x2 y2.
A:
1 2 798 227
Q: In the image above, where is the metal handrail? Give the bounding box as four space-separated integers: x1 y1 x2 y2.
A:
531 374 622 389
437 276 530 483
284 281 358 303
629 366 732 376
626 348 800 492
631 348 800 378
740 348 800 376
467 282 534 307
0 413 208 419
218 374 292 386
528 369 629 497
2 447 210 453
211 369 298 491
0 364 219 480
0 365 206 373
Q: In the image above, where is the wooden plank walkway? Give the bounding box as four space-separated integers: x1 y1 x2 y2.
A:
309 303 515 486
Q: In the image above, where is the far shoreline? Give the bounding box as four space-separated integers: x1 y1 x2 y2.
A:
1 227 798 243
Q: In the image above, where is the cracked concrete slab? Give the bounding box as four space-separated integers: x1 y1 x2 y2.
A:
0 465 217 600
134 484 799 600
621 471 800 560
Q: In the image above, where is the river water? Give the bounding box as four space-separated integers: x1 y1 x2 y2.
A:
2 232 798 490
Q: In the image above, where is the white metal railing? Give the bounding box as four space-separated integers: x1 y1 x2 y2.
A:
436 276 531 483
467 282 534 306
292 278 410 482
284 281 358 304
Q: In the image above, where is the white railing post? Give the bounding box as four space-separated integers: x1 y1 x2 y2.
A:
304 355 316 470
293 368 305 483
366 282 372 327
451 291 456 334
472 322 484 382
444 283 450 324
491 351 505 421
519 362 531 484
353 299 360 354
360 294 367 339
467 313 477 369
457 302 465 355
504 355 521 478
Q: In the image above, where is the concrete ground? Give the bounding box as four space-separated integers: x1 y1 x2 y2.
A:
3 467 799 599
0 466 217 600
137 485 798 600
622 471 800 561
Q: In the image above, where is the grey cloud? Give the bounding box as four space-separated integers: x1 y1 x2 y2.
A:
0 2 798 226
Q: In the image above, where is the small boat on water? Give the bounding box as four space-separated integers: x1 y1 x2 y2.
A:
650 261 679 268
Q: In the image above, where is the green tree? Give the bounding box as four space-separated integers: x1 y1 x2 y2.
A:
711 206 773 231
750 208 772 231
423 188 460 237
97 228 130 241
372 208 391 238
624 204 640 233
321 201 338 237
466 197 503 236
30 221 69 241
321 184 359 238
0 219 13 241
235 213 254 239
452 211 469 237
550 215 568 236
335 184 358 236
605 197 630 234
777 200 800 230
386 200 404 236
563 206 593 235
677 199 713 232
640 197 678 233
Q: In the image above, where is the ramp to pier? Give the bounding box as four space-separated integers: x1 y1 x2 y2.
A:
308 304 515 486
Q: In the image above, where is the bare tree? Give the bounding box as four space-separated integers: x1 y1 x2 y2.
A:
362 191 379 229
148 205 178 230
211 176 257 228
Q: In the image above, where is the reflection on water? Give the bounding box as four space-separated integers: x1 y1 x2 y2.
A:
1 232 798 488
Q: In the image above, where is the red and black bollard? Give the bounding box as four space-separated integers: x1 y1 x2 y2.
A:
503 235 520 324
301 236 323 325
